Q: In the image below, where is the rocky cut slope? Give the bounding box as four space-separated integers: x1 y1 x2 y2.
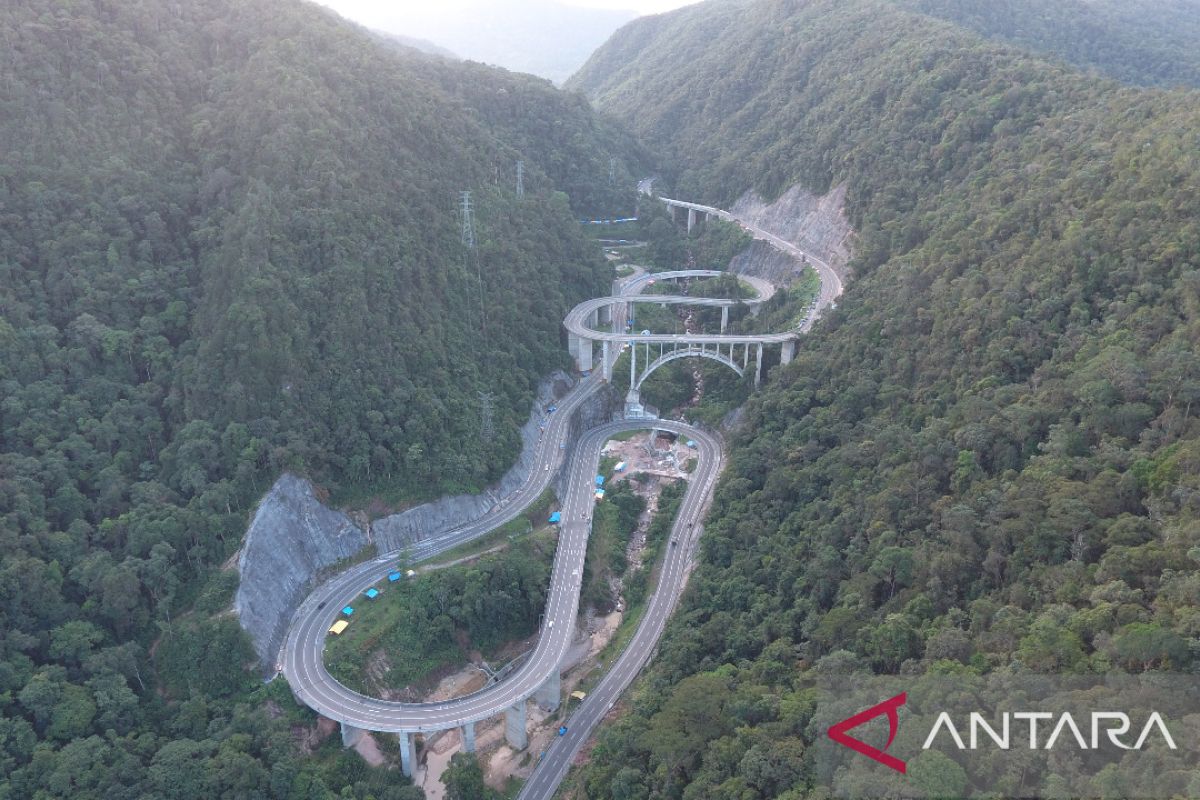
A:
0 0 642 794
567 0 1200 797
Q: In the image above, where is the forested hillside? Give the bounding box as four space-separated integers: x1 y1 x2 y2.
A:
0 0 640 794
895 0 1200 89
569 0 1200 797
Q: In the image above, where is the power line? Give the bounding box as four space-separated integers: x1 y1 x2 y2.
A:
461 190 486 334
460 191 475 249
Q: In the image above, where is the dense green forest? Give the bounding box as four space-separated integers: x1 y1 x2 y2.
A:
0 0 643 795
895 0 1200 89
325 536 554 695
569 0 1200 797
400 55 650 220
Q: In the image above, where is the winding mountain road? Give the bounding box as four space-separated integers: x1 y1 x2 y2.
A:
278 189 834 796
655 195 843 331
280 268 722 733
282 418 719 734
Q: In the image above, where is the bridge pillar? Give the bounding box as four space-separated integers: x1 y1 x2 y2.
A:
602 341 612 381
630 336 637 390
743 343 749 368
535 671 561 712
598 304 612 326
506 702 528 750
398 732 416 777
687 208 696 234
721 306 729 333
669 204 676 222
461 722 476 753
578 338 593 373
781 340 796 365
568 332 580 360
340 723 365 748
755 343 763 388
625 388 644 419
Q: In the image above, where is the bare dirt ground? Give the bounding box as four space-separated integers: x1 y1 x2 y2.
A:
295 716 338 755
426 666 488 702
348 432 685 797
602 432 689 484
355 732 387 767
413 609 621 796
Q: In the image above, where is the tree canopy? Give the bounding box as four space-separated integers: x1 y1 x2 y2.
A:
568 0 1200 796
0 0 640 794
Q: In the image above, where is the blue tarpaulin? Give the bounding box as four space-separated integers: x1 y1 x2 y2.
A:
548 512 562 524
342 606 354 616
388 572 402 582
595 475 605 486
364 587 379 599
686 440 697 448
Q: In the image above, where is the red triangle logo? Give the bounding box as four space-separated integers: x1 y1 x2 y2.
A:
827 692 907 774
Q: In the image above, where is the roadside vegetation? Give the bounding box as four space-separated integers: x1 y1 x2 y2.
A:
582 475 647 612
0 0 645 792
570 0 1200 796
325 533 555 696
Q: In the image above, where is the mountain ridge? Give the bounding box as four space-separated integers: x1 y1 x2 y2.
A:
566 0 1200 796
0 0 640 794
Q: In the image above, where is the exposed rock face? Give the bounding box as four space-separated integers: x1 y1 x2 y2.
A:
728 239 809 289
235 474 367 668
553 381 623 500
372 371 577 552
235 371 621 667
730 182 854 278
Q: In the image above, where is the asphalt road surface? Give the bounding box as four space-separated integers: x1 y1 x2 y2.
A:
281 418 720 734
280 269 718 733
279 195 826 795
516 429 722 800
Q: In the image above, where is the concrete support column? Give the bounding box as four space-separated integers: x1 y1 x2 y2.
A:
568 332 580 360
721 306 729 333
461 723 476 753
602 341 611 381
598 304 612 326
578 338 593 372
506 702 528 750
669 204 677 222
536 671 561 712
755 343 764 388
687 208 696 234
743 343 749 368
398 732 416 777
781 339 796 365
587 308 599 329
625 388 642 418
340 723 365 748
630 337 637 392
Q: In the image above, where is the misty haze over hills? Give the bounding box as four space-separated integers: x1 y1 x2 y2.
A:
316 0 638 83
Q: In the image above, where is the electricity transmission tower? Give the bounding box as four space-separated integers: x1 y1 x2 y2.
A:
516 160 525 199
460 191 475 249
